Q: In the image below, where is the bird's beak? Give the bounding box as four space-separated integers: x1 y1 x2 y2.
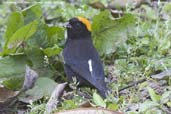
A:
64 22 72 28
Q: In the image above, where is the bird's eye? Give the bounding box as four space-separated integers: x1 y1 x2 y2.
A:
76 22 80 26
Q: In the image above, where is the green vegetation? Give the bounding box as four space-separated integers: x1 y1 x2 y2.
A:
0 0 171 113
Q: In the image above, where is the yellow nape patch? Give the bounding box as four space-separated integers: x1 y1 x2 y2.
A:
77 16 91 31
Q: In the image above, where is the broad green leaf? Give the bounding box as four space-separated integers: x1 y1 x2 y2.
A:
43 44 62 57
92 10 135 55
27 24 64 49
26 23 64 52
2 77 24 89
45 25 65 47
22 4 42 24
5 12 24 40
25 47 54 78
93 92 106 107
25 47 44 68
20 77 57 103
6 20 38 49
26 22 48 48
27 23 64 49
0 55 26 78
46 26 64 40
147 87 161 102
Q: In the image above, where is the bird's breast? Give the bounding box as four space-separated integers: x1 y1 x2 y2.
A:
64 39 95 60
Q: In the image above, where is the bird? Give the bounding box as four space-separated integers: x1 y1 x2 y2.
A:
63 17 107 98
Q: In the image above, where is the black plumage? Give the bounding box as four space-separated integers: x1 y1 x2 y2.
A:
63 17 107 97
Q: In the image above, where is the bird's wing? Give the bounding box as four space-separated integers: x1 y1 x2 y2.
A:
64 57 105 88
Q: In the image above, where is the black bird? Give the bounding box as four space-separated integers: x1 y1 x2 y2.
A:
63 17 107 98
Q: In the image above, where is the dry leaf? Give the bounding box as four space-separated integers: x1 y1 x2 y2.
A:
0 87 17 102
151 70 171 79
22 65 38 91
55 108 122 114
44 82 67 114
108 0 151 9
79 101 92 108
89 1 105 10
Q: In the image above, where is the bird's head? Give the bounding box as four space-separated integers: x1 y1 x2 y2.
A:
66 17 91 39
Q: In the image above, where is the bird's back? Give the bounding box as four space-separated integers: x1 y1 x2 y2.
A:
63 38 107 97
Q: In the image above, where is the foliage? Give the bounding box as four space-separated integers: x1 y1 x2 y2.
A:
0 4 64 90
20 77 57 103
93 92 106 107
92 10 135 55
0 0 171 114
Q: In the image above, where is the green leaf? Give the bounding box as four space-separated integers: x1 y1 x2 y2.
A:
20 77 57 103
93 92 106 107
2 77 24 89
0 55 26 78
26 22 48 48
0 55 26 89
26 23 64 49
22 4 42 24
107 103 118 110
25 47 44 68
46 26 64 40
61 100 77 110
59 3 99 20
5 20 39 50
162 3 171 13
141 5 157 20
5 12 24 40
147 87 161 102
158 38 170 54
25 47 54 78
45 25 65 47
1 20 39 56
43 44 62 57
92 10 135 55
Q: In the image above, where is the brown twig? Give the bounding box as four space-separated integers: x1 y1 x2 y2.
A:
119 78 147 92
